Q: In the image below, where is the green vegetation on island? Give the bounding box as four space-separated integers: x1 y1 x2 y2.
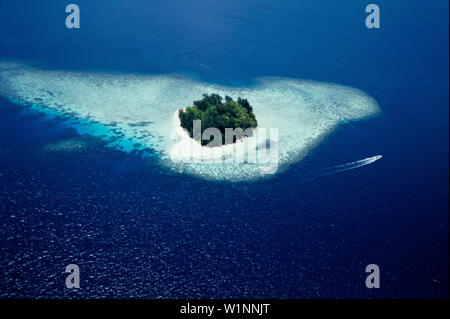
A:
179 94 258 146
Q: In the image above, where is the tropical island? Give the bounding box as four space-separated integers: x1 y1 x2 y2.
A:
178 94 258 146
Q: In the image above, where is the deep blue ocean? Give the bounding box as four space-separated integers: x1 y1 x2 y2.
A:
0 0 448 298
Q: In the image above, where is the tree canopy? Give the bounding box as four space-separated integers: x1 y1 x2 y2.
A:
179 94 258 146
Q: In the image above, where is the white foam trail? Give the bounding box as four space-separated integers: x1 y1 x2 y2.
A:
0 60 380 181
320 155 382 176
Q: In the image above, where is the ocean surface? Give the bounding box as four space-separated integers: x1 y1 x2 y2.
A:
0 0 448 298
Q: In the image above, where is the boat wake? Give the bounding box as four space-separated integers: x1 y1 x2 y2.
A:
319 155 382 177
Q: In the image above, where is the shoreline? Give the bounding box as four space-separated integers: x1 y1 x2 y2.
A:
169 110 259 163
